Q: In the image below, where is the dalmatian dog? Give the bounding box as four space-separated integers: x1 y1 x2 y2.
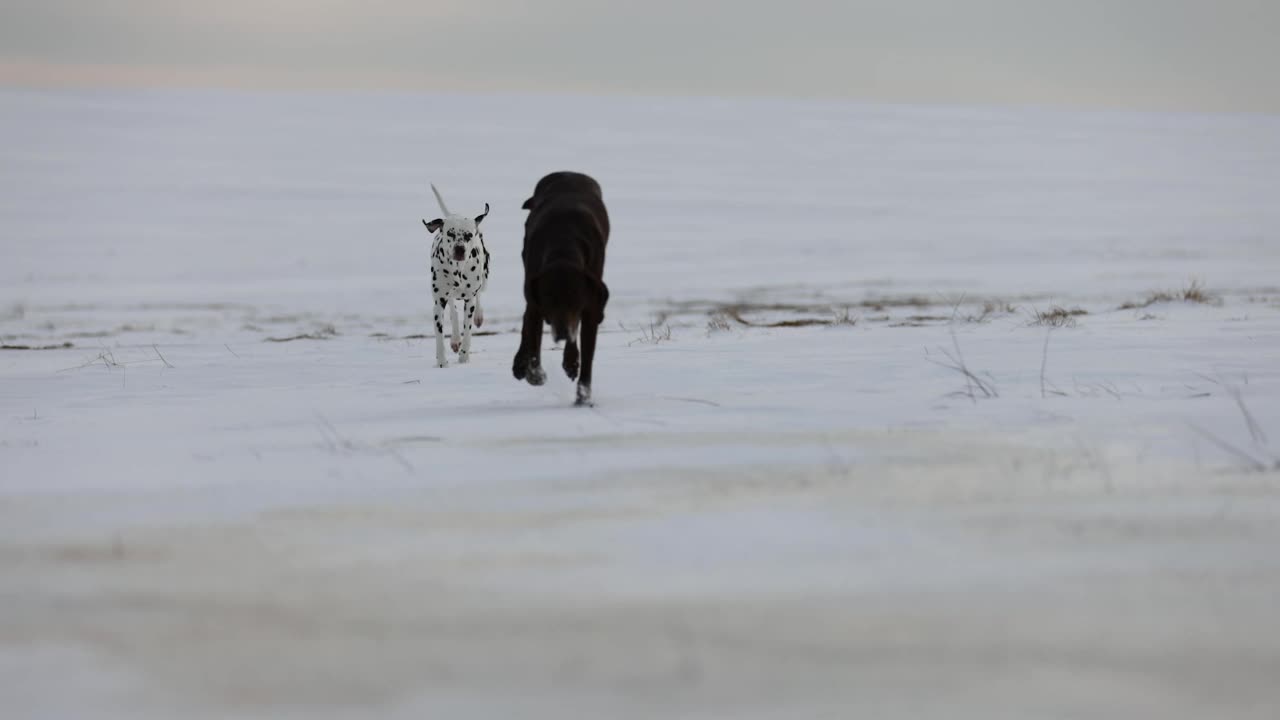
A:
422 183 490 367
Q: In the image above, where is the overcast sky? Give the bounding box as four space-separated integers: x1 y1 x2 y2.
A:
2 0 1278 112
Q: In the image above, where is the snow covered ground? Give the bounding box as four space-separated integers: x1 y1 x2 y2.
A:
2 88 1280 718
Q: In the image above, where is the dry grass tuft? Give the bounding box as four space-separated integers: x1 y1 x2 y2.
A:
628 322 673 346
831 307 859 326
926 330 998 402
706 312 733 334
1028 306 1087 328
1188 384 1279 472
946 299 1019 325
1119 280 1218 310
1181 280 1214 304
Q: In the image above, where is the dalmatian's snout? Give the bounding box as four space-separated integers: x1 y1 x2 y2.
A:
453 245 467 261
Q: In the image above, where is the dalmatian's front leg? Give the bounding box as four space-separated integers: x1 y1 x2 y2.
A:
460 297 477 363
433 295 448 368
449 299 461 353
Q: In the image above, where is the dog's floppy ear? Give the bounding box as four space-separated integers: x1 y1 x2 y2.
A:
475 203 489 225
423 218 443 233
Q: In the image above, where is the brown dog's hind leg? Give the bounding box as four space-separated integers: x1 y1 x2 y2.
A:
513 306 547 386
574 317 598 406
563 330 579 380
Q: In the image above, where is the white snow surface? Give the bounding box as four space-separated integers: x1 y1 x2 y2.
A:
2 89 1280 719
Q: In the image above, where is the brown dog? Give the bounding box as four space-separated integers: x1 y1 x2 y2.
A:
512 171 610 406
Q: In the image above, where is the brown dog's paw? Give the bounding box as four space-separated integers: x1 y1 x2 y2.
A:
526 366 547 386
514 355 547 386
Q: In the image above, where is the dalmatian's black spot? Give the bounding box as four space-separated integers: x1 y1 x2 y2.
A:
470 247 479 258
440 298 448 308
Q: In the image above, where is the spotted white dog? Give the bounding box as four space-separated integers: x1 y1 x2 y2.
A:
422 184 490 367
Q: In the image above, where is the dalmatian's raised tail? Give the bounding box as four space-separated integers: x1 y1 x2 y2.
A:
430 183 451 216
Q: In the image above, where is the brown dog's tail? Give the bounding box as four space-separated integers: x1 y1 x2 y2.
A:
534 263 604 343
